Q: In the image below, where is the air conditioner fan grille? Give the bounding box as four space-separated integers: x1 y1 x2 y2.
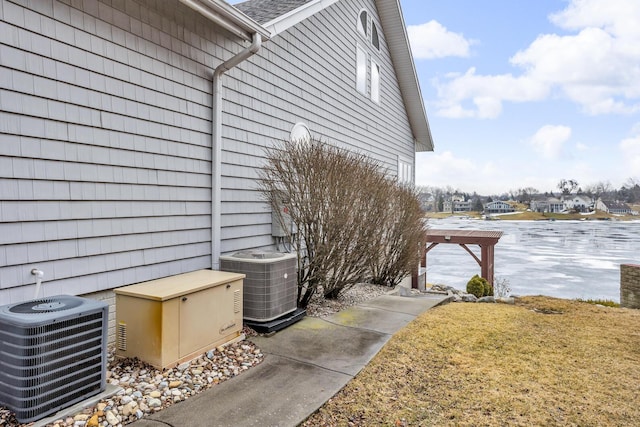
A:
9 296 84 314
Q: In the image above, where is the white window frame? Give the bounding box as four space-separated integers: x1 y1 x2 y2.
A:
357 9 368 38
372 22 380 50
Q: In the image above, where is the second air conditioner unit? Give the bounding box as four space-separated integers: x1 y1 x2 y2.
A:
220 251 304 332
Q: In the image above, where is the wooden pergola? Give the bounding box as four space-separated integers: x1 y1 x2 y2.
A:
414 229 503 289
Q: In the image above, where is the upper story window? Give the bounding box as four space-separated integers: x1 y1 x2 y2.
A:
372 24 380 50
371 60 380 103
358 10 368 37
356 44 367 95
355 9 382 102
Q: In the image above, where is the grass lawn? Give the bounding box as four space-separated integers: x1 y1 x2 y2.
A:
303 297 640 426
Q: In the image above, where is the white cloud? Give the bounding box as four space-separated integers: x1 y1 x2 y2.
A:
407 20 475 59
549 0 640 39
528 125 572 160
433 0 640 118
511 28 640 115
434 68 548 118
415 151 502 194
620 135 640 175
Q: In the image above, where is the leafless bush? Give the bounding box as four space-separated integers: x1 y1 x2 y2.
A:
368 183 427 287
493 276 512 298
259 138 426 307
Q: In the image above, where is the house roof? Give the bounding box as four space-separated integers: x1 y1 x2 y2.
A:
601 200 630 210
233 0 434 152
235 0 315 24
179 0 271 41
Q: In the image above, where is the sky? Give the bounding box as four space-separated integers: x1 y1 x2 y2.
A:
403 0 640 195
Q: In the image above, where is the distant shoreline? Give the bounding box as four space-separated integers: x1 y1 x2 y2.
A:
425 211 639 221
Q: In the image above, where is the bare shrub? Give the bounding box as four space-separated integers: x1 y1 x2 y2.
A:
368 183 427 287
493 277 512 298
259 138 426 307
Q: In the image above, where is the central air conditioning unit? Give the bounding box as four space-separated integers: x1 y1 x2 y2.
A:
220 251 305 333
0 295 108 424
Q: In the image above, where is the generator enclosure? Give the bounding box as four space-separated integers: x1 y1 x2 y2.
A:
114 270 245 369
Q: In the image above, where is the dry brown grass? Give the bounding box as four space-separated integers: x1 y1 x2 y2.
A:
303 297 640 426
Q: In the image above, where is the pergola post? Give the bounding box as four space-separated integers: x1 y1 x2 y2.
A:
480 243 496 284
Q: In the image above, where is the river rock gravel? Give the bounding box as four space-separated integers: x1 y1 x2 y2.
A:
1 341 264 427
0 283 391 426
304 282 391 317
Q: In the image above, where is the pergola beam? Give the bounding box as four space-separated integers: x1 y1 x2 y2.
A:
414 229 503 290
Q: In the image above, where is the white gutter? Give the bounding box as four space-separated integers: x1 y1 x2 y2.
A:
211 33 262 269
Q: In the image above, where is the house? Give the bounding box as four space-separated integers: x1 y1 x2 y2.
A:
484 201 514 214
443 195 472 212
531 197 565 213
596 200 633 215
0 0 433 330
563 194 592 212
530 198 548 213
417 192 435 212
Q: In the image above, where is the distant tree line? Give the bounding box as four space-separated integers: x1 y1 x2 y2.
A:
417 177 640 212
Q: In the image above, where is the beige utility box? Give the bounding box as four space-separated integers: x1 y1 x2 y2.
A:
114 270 245 369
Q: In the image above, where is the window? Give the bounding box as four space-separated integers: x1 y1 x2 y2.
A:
357 10 368 37
355 10 382 103
398 156 413 184
356 45 367 94
372 23 380 50
371 60 380 103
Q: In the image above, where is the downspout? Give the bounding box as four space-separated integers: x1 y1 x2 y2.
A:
212 33 262 270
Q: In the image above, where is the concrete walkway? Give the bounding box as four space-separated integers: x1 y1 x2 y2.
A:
131 293 449 427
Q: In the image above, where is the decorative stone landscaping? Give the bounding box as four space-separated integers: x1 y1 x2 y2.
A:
428 284 515 304
1 339 264 427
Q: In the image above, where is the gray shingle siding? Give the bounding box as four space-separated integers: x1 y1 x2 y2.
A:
0 0 235 303
1 0 416 303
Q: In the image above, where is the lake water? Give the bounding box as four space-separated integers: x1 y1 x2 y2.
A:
425 217 640 302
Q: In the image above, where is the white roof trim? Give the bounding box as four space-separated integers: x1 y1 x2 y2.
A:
376 0 433 152
263 0 339 36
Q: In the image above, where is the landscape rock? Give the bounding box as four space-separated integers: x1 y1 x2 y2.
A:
105 410 119 426
477 296 496 303
462 294 478 302
86 414 99 427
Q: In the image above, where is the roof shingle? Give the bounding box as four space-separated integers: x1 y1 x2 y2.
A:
234 0 314 24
